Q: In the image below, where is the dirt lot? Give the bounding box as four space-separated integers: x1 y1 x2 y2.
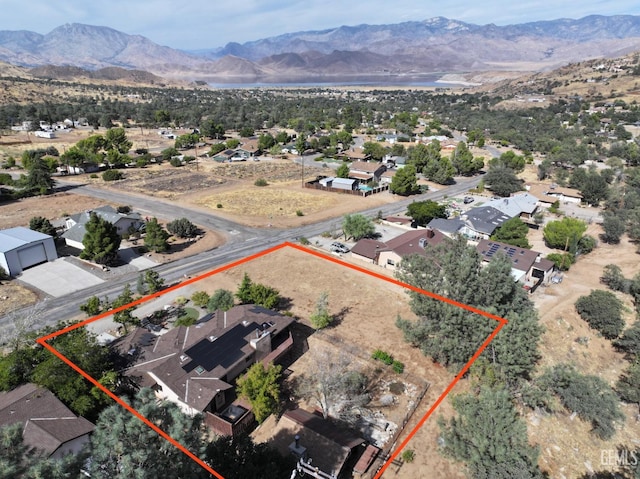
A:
190 246 484 478
528 224 640 478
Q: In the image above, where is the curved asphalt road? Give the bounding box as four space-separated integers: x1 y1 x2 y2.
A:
2 175 482 331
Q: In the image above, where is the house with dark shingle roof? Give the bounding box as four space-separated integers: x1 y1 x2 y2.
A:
0 384 94 459
460 206 511 240
116 304 294 436
476 239 556 288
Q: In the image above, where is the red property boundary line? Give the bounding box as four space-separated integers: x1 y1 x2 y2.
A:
36 241 508 479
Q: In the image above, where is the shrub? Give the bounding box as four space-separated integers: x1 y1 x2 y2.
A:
298 237 310 245
169 157 182 167
372 349 394 365
546 252 575 271
254 178 268 187
167 218 198 238
191 291 210 308
296 210 304 216
575 289 625 339
0 173 14 185
174 307 199 327
401 449 415 463
102 169 123 181
174 296 188 306
392 360 405 374
216 203 223 208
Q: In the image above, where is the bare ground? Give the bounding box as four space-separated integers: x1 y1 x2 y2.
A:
528 224 640 478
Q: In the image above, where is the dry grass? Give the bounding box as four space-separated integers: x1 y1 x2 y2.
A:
197 184 340 218
0 282 39 316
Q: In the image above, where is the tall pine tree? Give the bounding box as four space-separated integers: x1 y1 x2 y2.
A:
80 212 121 265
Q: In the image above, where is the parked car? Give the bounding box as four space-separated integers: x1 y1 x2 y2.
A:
331 241 350 253
463 196 475 204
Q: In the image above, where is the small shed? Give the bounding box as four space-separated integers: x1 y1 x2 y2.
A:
319 177 335 187
0 227 58 276
331 178 358 191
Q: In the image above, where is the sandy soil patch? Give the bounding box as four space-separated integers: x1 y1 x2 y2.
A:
0 192 122 229
528 224 640 477
0 282 39 316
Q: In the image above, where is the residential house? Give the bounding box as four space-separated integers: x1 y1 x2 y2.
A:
0 384 94 459
342 148 370 162
377 228 446 270
426 218 466 238
62 205 143 249
527 183 583 206
459 206 511 241
351 228 446 270
348 161 387 183
476 239 556 289
116 304 295 437
482 193 539 222
265 408 367 479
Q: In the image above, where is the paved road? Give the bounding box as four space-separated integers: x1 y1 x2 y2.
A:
2 175 481 333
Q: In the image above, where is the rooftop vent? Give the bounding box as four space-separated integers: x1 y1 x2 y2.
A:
179 354 189 362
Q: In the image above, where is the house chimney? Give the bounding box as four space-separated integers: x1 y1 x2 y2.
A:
295 435 300 448
255 328 261 338
426 227 434 238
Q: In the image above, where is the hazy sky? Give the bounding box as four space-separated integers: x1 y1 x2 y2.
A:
2 0 639 51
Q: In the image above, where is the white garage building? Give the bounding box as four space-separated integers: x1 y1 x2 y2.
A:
0 227 58 276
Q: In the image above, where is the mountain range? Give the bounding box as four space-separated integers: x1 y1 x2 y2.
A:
1 15 640 83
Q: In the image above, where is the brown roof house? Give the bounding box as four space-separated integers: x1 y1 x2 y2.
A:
0 384 94 459
476 239 556 290
265 408 367 479
348 161 387 183
351 228 446 270
117 304 295 437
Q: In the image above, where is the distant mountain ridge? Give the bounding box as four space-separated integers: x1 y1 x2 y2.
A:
1 15 640 83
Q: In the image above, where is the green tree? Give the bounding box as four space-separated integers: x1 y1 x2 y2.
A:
546 252 576 271
490 217 531 248
80 295 107 317
389 164 420 195
310 291 333 329
160 147 179 161
29 325 118 420
396 238 541 383
144 270 164 294
111 283 138 334
200 119 225 139
236 362 282 423
580 172 609 206
539 364 624 440
88 388 207 479
225 138 240 149
249 283 280 309
22 156 55 195
104 127 132 154
543 217 587 252
342 213 375 241
616 358 640 414
575 290 625 339
406 200 447 226
601 212 625 244
28 216 56 236
257 133 275 151
336 162 350 178
207 289 235 312
615 321 640 357
167 218 198 238
362 142 386 161
174 133 200 150
236 273 253 304
80 212 121 265
144 218 170 253
208 143 226 156
425 156 456 185
204 434 296 479
484 163 522 197
490 150 526 173
450 142 484 176
439 385 543 479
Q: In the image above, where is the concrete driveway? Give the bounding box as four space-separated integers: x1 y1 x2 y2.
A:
18 258 104 297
